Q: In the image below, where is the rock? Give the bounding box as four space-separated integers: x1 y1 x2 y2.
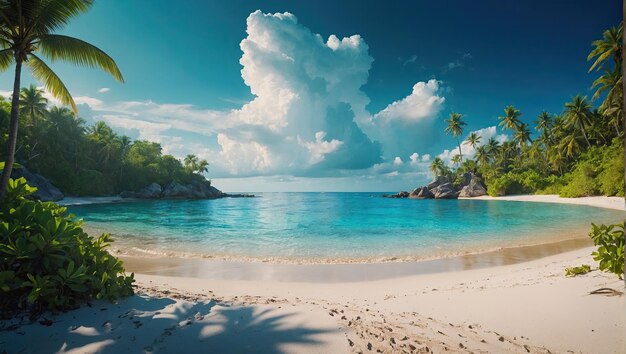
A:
458 175 487 197
11 166 64 201
162 182 193 198
137 183 163 198
460 172 473 187
426 175 449 190
382 191 410 198
409 186 434 199
430 182 458 199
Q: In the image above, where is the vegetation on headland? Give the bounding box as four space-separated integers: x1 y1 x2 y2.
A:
434 23 624 199
0 175 134 318
0 89 210 196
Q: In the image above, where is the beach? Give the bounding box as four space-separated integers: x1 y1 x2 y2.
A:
2 195 625 353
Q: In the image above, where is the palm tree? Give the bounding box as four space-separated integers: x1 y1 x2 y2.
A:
486 137 500 156
547 147 566 176
466 132 481 151
588 23 623 72
475 146 490 167
513 123 532 148
0 0 124 197
498 105 522 132
444 112 466 163
19 84 47 128
535 111 552 134
563 95 593 147
560 134 583 158
430 157 444 177
591 68 623 135
451 154 462 168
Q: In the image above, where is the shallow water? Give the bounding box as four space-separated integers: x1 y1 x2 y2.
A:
67 193 625 262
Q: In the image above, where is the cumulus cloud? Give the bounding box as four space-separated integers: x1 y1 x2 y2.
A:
58 10 450 183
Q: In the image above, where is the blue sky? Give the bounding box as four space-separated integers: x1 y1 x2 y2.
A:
0 1 621 191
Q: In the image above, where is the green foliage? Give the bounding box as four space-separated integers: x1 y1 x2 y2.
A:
559 161 599 197
564 264 591 277
486 173 524 196
0 178 134 318
589 222 625 279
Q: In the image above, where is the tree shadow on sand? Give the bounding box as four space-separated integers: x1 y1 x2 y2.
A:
1 294 339 354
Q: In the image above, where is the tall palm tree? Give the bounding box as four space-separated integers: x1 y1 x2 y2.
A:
486 137 500 156
474 145 489 167
19 84 47 128
591 68 623 135
466 132 481 151
534 111 552 135
588 23 623 72
563 95 593 147
0 0 124 197
444 112 466 163
498 105 522 132
560 134 583 158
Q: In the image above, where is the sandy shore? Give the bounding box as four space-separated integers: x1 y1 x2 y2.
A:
2 246 624 353
461 194 625 211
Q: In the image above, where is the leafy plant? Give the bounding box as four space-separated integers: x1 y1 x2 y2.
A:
589 222 625 279
564 264 591 277
0 177 134 318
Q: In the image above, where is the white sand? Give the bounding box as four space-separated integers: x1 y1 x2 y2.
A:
461 194 625 211
2 246 624 353
2 195 624 353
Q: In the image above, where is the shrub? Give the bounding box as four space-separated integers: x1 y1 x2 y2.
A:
487 173 524 196
559 161 598 197
564 264 591 277
589 222 625 279
0 178 134 318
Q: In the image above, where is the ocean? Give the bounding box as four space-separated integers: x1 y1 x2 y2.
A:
66 193 625 263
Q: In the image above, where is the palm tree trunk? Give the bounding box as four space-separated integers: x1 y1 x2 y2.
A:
621 0 625 286
0 59 23 198
456 137 463 163
580 122 591 147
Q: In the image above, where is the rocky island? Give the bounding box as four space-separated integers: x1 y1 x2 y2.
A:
383 172 487 200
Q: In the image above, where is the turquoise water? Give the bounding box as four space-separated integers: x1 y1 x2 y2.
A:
67 193 625 262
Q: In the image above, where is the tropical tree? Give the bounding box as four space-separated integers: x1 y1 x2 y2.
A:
430 157 444 177
513 123 532 148
498 105 522 132
0 0 124 198
486 137 500 157
466 132 481 151
588 23 623 73
451 154 462 168
19 84 47 128
444 112 466 163
563 95 593 147
535 111 552 135
475 145 490 167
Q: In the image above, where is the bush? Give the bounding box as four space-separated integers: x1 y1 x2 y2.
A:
487 173 524 196
589 222 625 280
0 178 134 318
559 161 598 197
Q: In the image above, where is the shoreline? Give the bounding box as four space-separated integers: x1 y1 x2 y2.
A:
4 246 624 353
460 194 625 211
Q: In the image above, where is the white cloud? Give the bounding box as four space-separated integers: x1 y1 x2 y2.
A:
98 87 110 93
374 80 444 123
298 131 343 164
393 156 403 165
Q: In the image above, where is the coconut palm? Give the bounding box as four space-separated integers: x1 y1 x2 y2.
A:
560 134 583 158
451 154 462 168
563 95 593 147
588 23 623 72
19 84 47 128
444 112 466 163
0 0 124 197
513 123 532 148
466 132 481 151
430 157 444 177
534 111 552 134
474 145 490 167
498 105 522 132
486 137 500 156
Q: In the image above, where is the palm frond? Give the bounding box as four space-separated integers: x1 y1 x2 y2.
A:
28 0 93 35
38 34 124 82
0 48 13 72
27 53 77 112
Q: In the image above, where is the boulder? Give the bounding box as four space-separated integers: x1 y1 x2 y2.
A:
409 186 434 199
458 176 487 197
382 191 410 198
430 182 459 199
426 176 449 190
460 172 473 187
11 166 64 201
162 182 192 198
137 183 163 198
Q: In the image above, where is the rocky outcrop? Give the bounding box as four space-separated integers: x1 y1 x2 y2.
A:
458 175 487 197
11 166 64 201
382 191 410 198
120 180 253 200
430 182 459 199
409 186 434 199
427 176 449 190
